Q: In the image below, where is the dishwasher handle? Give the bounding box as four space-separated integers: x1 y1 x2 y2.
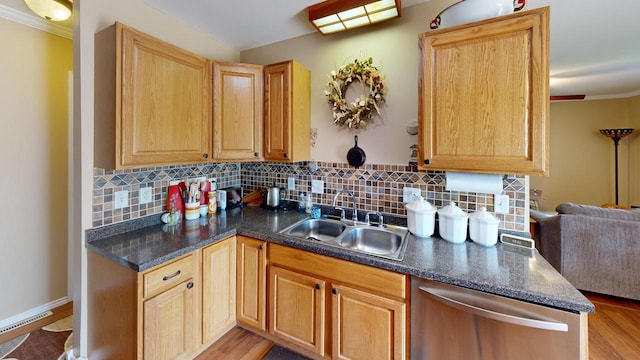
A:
419 286 569 332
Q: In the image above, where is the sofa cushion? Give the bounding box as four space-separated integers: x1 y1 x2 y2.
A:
556 202 640 222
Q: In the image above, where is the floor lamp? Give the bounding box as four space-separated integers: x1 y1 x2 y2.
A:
600 128 634 205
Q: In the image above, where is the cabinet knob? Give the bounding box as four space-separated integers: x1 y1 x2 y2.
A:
187 282 194 289
203 153 209 159
259 245 264 250
332 288 337 295
315 284 321 290
284 153 288 158
424 159 430 165
254 152 260 157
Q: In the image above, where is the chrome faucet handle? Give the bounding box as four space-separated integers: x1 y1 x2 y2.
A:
365 211 384 227
334 207 346 220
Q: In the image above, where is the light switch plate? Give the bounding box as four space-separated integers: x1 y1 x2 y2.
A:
494 194 509 214
311 180 324 194
139 187 153 204
403 187 421 203
115 190 129 209
287 177 295 191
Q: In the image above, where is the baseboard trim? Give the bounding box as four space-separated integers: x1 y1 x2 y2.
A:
0 297 69 331
66 349 87 360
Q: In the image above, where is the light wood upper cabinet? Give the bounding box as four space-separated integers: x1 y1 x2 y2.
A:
264 60 311 162
201 236 236 346
418 7 550 175
236 236 267 331
94 22 212 169
211 61 264 161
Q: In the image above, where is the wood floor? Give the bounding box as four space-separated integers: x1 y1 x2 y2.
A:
584 292 640 360
2 293 639 359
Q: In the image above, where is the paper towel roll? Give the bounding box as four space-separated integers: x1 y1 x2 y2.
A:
445 172 503 194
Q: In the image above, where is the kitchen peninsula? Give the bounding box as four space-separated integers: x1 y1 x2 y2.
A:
86 206 593 360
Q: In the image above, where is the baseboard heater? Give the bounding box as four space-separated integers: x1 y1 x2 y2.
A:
0 310 52 334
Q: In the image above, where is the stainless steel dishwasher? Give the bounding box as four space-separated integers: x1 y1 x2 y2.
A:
411 278 586 360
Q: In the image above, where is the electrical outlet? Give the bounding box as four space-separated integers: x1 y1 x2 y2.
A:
287 177 295 191
139 187 153 204
495 194 509 214
311 180 324 194
403 187 421 203
114 190 129 209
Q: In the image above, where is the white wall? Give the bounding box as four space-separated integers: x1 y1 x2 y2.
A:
530 97 639 210
74 0 240 357
0 18 71 322
241 0 458 165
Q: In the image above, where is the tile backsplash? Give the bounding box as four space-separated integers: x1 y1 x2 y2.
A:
93 161 527 231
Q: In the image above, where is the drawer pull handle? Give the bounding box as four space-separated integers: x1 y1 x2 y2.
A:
162 270 181 281
187 282 194 289
332 288 337 295
259 245 264 250
315 284 321 290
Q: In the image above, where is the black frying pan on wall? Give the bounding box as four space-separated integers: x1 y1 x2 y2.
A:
346 135 366 168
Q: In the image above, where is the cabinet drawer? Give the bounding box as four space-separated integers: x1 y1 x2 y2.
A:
143 253 195 299
270 244 407 299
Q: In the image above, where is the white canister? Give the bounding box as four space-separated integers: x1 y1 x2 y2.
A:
437 201 469 243
405 196 436 237
469 207 500 246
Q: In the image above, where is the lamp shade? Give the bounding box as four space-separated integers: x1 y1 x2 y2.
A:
308 0 401 35
24 0 72 21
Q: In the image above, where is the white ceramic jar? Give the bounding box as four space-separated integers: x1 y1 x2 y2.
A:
469 206 500 246
437 202 469 243
406 196 436 238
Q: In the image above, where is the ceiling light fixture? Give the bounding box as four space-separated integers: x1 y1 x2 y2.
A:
24 0 72 22
308 0 401 35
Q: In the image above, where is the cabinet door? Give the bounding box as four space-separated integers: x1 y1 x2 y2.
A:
236 236 267 330
202 237 236 344
332 284 407 360
95 23 212 169
143 280 197 360
212 61 264 161
418 8 549 175
264 60 311 162
269 266 325 356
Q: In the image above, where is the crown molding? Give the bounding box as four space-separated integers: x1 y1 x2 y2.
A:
586 90 640 101
0 3 71 39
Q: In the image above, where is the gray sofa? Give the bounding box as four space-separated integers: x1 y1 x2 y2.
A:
531 202 640 301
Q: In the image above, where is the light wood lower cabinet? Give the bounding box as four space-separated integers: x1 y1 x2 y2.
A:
236 236 267 331
143 278 198 360
269 243 408 360
201 236 237 345
269 266 326 356
88 236 239 360
332 284 406 360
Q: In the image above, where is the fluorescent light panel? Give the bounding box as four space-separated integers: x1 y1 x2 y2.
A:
309 0 401 35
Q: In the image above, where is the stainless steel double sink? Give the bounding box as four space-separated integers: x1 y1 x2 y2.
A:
279 217 409 261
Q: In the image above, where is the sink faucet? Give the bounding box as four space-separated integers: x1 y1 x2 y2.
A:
365 211 384 227
332 190 357 222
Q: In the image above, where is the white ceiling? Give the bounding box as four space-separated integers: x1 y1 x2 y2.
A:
2 0 639 98
139 0 640 99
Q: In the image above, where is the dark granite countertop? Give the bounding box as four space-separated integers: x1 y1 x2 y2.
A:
86 206 594 313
